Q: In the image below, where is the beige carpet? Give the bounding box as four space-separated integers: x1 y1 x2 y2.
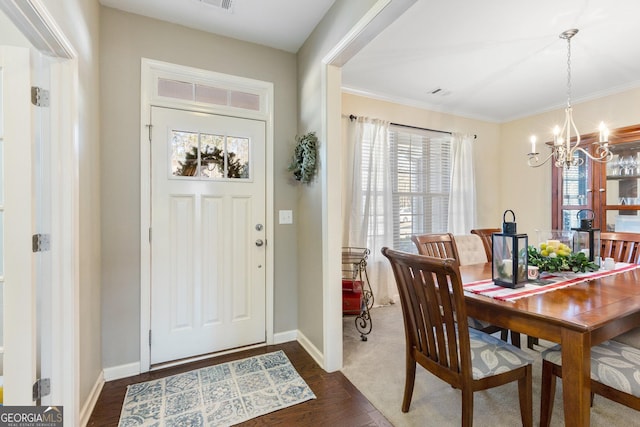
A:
342 304 638 426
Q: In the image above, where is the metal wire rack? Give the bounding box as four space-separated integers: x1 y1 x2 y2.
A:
341 247 373 341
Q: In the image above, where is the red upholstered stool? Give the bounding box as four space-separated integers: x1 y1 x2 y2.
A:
342 280 363 315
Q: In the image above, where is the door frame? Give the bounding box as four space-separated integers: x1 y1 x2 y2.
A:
0 0 79 420
140 58 274 372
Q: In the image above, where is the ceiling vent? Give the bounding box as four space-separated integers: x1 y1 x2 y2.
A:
199 0 233 12
428 87 451 97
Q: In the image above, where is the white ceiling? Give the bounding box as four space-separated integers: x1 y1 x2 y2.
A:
99 0 336 53
100 0 640 123
343 0 640 122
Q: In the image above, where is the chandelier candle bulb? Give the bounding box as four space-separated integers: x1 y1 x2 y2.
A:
530 135 537 153
598 122 609 143
553 126 560 146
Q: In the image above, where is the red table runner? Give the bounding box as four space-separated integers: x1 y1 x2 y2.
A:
463 262 640 302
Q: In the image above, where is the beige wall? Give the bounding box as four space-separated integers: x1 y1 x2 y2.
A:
343 88 640 238
342 92 503 228
99 7 299 369
501 88 640 237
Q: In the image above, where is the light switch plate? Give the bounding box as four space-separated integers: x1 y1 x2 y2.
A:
279 210 293 224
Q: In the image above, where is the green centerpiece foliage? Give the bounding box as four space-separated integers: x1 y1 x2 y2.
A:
528 245 599 273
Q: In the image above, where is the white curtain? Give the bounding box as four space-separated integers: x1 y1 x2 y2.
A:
448 132 477 234
343 116 395 306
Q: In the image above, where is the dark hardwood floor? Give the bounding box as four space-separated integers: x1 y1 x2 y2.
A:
87 341 391 426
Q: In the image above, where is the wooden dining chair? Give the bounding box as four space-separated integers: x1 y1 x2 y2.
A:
600 232 640 263
540 340 640 426
411 232 460 259
411 233 521 348
600 232 640 348
470 228 501 262
381 247 533 426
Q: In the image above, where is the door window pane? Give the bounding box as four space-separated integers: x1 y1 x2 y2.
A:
171 131 198 176
226 136 249 179
170 130 250 180
200 134 225 178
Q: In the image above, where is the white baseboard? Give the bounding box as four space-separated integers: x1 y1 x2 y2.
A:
79 372 104 427
296 330 324 369
273 329 297 344
103 361 141 381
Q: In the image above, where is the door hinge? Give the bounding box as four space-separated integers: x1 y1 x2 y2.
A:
33 378 51 401
32 233 51 252
149 330 152 346
31 86 50 107
149 227 152 243
146 124 152 142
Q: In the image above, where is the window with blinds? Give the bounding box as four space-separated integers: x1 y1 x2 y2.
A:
390 126 452 252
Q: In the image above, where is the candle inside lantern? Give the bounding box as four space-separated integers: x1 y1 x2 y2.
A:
502 259 513 278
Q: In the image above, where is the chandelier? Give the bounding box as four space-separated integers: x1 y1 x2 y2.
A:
527 29 612 168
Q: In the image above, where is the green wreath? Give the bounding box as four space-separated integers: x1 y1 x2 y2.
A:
288 132 318 184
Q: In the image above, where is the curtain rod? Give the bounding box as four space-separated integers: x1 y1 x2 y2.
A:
348 114 477 139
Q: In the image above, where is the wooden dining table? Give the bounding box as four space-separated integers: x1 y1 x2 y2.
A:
460 262 640 427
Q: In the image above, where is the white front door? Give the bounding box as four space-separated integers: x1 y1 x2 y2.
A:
150 107 266 365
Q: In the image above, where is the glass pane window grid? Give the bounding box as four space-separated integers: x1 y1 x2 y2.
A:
390 127 451 252
562 209 581 230
562 151 589 206
170 129 250 180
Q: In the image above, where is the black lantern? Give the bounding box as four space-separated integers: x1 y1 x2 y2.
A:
572 209 601 266
492 210 528 288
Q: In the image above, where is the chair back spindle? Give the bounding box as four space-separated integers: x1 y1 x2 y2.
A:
600 232 640 264
411 233 460 259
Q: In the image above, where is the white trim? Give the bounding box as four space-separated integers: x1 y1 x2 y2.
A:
103 362 141 382
0 0 75 59
150 343 268 372
296 331 324 369
78 372 104 427
320 0 418 374
322 0 391 65
273 330 297 345
320 64 343 373
140 58 275 372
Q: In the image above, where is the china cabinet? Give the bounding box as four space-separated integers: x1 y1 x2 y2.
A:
552 124 640 232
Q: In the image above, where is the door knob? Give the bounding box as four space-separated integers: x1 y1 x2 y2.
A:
255 239 264 247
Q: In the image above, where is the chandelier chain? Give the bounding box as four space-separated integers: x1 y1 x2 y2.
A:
566 36 572 108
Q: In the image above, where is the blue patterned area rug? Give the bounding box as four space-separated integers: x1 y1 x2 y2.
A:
118 350 316 426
